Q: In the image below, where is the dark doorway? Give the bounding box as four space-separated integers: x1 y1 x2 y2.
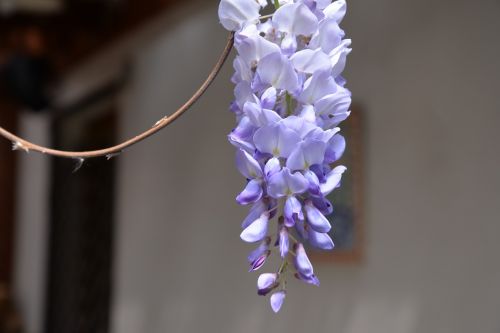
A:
45 92 118 333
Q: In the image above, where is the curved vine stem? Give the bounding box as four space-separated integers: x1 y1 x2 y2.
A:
1 32 235 159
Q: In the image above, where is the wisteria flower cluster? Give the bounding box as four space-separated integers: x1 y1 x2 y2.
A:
219 0 352 312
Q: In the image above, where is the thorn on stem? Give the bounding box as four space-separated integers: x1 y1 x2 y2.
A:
106 152 121 160
12 141 29 153
73 158 85 173
153 117 168 127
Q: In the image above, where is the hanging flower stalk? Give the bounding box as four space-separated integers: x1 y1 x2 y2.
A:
0 0 353 314
219 0 352 312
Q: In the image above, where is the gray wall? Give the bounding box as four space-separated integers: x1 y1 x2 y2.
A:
112 1 500 332
13 0 500 332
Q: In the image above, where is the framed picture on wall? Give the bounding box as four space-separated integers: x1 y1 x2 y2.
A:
311 104 365 263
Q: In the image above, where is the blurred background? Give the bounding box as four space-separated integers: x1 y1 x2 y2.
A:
0 0 499 332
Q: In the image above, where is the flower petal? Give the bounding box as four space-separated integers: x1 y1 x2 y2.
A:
330 39 352 77
234 81 258 109
240 213 269 243
290 48 332 74
303 170 321 196
273 2 318 37
287 139 326 171
312 196 334 215
284 196 303 227
264 157 281 179
303 139 327 167
268 168 309 198
253 123 279 155
281 115 317 139
232 56 253 85
242 200 267 229
249 250 271 271
236 179 263 205
315 86 351 117
320 165 347 196
253 123 301 158
323 0 346 23
270 291 286 313
236 149 263 179
218 0 261 31
325 133 346 163
257 52 299 92
279 227 290 258
261 87 277 110
295 219 308 240
228 116 256 153
305 201 331 233
245 102 282 127
267 169 288 198
285 169 309 194
257 273 279 295
309 18 344 53
294 243 314 277
298 70 337 105
247 237 271 263
308 229 335 250
236 34 282 67
295 272 320 286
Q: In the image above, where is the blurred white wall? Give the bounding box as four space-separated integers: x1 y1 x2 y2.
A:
14 0 500 333
13 114 50 333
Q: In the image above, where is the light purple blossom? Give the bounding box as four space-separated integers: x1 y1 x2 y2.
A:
304 200 331 233
279 227 290 258
257 273 279 296
248 236 271 271
270 291 286 313
267 168 308 198
294 243 314 277
218 0 261 31
219 0 352 312
240 213 269 243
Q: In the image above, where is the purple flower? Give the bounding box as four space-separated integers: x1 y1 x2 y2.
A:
248 237 271 264
235 149 264 205
236 149 263 178
308 228 335 250
279 227 290 258
324 133 346 163
254 123 301 158
257 273 279 296
295 272 320 286
286 138 327 171
228 117 256 153
294 243 314 277
324 0 347 22
220 0 352 311
264 157 281 179
320 165 347 196
284 195 303 227
270 291 286 313
256 52 300 92
241 199 267 229
236 179 263 205
218 0 261 31
249 250 271 271
273 2 318 54
235 34 281 70
240 213 269 243
267 168 308 198
304 200 331 233
291 48 332 74
309 18 344 53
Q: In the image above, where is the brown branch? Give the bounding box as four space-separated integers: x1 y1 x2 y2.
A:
1 32 235 159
